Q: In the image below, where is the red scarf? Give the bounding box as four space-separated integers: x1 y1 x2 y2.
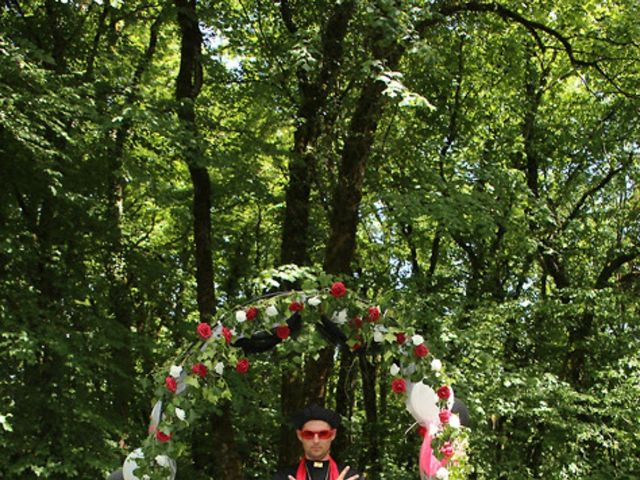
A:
295 456 340 480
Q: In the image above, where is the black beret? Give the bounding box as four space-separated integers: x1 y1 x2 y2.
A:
291 404 341 429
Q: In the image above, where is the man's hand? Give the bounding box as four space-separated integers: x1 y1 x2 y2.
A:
337 466 359 480
287 466 359 480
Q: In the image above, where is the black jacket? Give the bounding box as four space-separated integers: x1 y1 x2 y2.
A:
272 459 361 480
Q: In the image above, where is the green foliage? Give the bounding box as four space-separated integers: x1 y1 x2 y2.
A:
1 0 639 479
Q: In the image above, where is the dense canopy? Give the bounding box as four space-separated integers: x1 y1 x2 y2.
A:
1 1 638 479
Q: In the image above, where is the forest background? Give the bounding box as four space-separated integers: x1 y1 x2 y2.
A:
1 1 639 479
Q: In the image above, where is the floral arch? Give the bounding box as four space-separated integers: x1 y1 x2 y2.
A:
118 269 469 480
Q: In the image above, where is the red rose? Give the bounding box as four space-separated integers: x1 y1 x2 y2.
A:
191 363 208 378
439 409 451 424
246 307 258 320
391 377 406 394
330 281 347 298
395 332 406 344
414 344 429 358
367 306 380 322
276 325 290 340
437 385 451 400
417 426 427 438
197 322 212 340
155 430 172 443
165 376 177 393
352 316 363 329
440 441 454 458
236 358 250 374
288 301 304 312
352 342 362 351
222 326 232 344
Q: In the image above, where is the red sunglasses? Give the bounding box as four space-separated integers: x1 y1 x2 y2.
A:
298 429 335 440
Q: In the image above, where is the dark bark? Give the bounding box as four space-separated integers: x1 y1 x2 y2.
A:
302 348 335 404
358 352 381 478
279 0 356 267
174 1 241 478
321 8 403 477
277 1 356 465
439 37 465 163
520 57 547 198
188 164 216 321
44 0 67 73
83 1 110 81
427 228 442 282
332 350 357 455
517 55 569 292
280 155 312 267
278 364 305 467
595 249 640 289
324 74 389 274
174 0 214 320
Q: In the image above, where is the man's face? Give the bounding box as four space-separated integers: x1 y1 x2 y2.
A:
296 420 336 461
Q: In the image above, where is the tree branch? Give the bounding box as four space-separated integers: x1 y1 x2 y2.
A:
279 0 297 34
595 249 640 289
427 227 442 280
417 1 639 99
557 152 635 235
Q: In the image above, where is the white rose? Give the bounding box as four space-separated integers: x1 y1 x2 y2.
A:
412 334 424 346
169 365 183 378
308 296 322 306
331 309 348 325
235 310 247 323
431 358 442 372
214 362 224 375
449 414 461 429
155 455 171 468
390 363 400 376
175 407 186 421
266 305 278 317
373 330 385 343
436 467 449 480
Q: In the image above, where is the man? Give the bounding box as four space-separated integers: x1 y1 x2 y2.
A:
272 404 361 480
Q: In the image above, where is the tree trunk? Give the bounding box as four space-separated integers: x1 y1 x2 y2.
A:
174 1 241 478
358 352 381 478
106 4 165 425
320 22 403 477
188 164 216 322
279 0 355 268
332 350 357 456
278 362 305 467
277 1 356 465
